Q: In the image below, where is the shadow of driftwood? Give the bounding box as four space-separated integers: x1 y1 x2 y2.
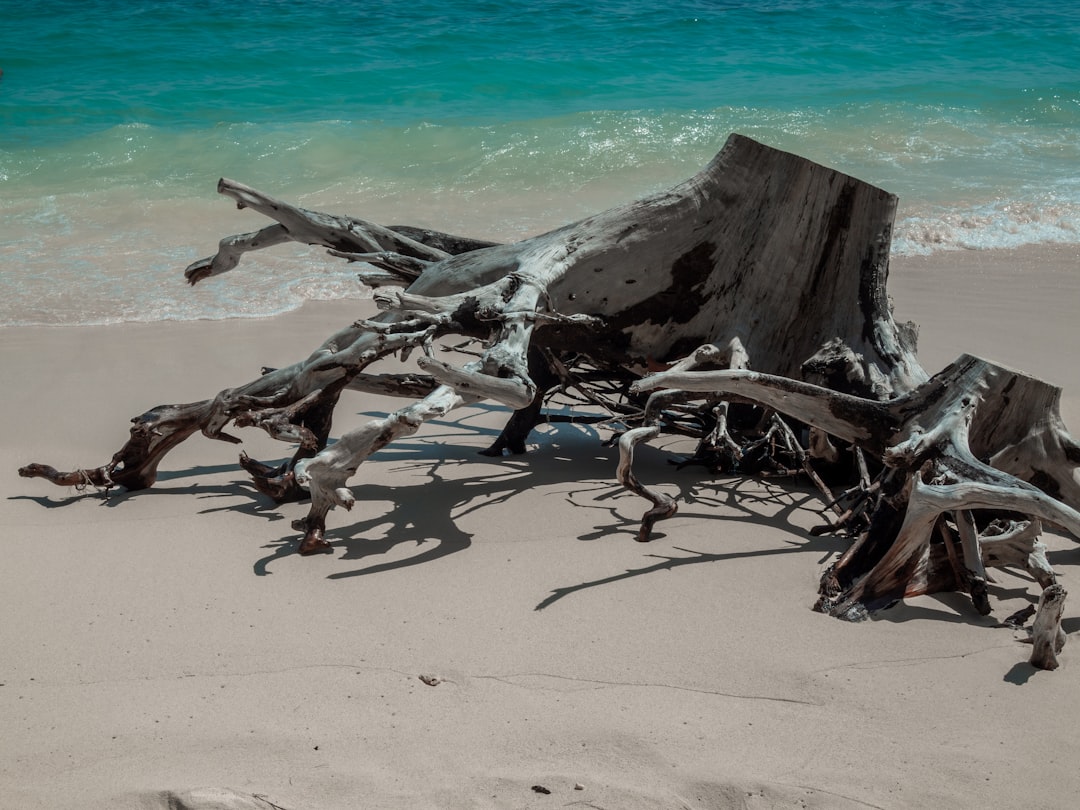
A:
251 411 834 586
536 475 835 610
14 404 850 603
252 421 627 577
1049 543 1080 568
535 536 835 611
868 593 1002 626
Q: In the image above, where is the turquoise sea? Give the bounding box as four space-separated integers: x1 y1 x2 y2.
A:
2 0 1079 326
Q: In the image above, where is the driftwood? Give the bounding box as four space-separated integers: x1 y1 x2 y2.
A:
19 134 1078 663
1031 585 1068 670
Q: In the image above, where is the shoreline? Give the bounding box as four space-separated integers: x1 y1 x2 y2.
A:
3 243 1079 810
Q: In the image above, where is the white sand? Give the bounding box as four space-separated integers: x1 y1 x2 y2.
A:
2 245 1079 809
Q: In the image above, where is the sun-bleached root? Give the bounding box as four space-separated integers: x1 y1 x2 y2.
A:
614 339 754 540
1030 584 1068 670
616 426 678 542
21 188 502 502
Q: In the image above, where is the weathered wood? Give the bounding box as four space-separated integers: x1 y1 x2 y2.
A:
18 134 1080 657
1031 584 1067 670
979 519 1056 589
638 354 1080 619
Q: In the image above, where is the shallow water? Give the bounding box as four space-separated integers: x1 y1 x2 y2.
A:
2 0 1078 325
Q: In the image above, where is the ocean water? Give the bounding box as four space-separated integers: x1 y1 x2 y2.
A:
2 0 1079 326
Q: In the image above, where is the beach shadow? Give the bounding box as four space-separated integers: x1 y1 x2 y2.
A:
252 415 826 582
1003 661 1039 685
238 407 856 593
10 492 101 509
537 474 837 611
534 536 836 612
566 453 827 532
986 584 1038 603
1049 544 1080 568
13 405 852 595
252 419 625 576
869 593 1002 626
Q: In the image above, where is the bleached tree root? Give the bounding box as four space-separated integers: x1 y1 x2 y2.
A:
20 211 495 498
980 519 1056 589
616 426 678 542
1031 584 1068 670
183 178 496 284
18 133 1080 654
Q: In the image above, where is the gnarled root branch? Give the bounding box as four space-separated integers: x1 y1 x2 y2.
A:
183 178 495 285
616 426 677 542
23 186 500 502
635 353 1080 622
292 384 473 554
18 463 116 493
980 519 1055 589
616 339 756 540
479 348 562 457
19 399 220 492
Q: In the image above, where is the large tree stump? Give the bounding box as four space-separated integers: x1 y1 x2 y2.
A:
19 134 1079 656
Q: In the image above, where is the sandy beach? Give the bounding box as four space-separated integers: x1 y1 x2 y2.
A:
2 244 1079 809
